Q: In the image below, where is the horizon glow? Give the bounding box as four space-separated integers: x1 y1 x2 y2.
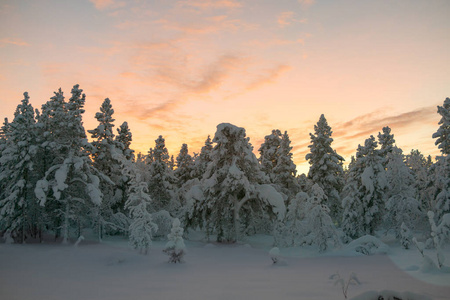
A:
1 0 449 174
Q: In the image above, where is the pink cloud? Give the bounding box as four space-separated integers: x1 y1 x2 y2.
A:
277 12 306 28
89 0 125 11
0 38 29 47
177 0 242 10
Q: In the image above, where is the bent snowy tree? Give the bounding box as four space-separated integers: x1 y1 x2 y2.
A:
186 123 285 242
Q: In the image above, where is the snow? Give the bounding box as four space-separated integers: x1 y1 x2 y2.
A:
1 235 449 300
256 184 286 220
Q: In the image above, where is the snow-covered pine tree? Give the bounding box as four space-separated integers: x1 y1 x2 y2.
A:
192 135 213 179
302 184 340 252
431 98 450 220
163 218 186 263
174 143 194 187
305 114 344 222
186 123 285 242
341 136 387 238
115 121 135 161
406 149 434 212
124 164 157 255
272 131 300 196
384 147 422 237
258 129 282 182
0 93 41 243
34 85 108 244
377 126 395 168
147 135 176 212
432 97 450 155
88 98 128 239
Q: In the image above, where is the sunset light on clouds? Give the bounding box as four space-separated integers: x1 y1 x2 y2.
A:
1 0 449 173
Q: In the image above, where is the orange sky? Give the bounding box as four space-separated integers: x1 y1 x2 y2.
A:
1 0 449 174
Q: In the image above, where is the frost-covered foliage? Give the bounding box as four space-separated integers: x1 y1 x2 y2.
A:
406 149 434 212
186 123 285 242
427 211 450 268
432 155 450 220
88 98 129 239
192 135 213 179
152 210 173 238
342 136 387 239
384 147 423 236
301 184 341 252
400 222 413 249
125 171 157 255
377 126 395 167
147 135 177 212
259 130 299 196
115 121 134 161
306 114 344 222
174 143 194 187
163 218 186 263
33 85 109 244
432 97 450 155
0 93 41 243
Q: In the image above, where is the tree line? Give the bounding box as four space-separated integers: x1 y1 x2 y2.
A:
0 85 449 254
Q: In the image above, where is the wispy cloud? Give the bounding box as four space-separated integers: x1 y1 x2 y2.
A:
298 0 315 9
246 65 291 91
89 0 125 11
277 11 306 28
0 38 29 47
177 0 242 10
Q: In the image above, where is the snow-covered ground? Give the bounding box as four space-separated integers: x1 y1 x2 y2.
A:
1 234 449 300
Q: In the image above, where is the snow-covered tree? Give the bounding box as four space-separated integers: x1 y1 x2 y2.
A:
433 155 450 220
34 85 107 244
88 98 130 239
301 184 340 252
341 136 387 238
273 131 299 196
384 147 423 237
432 97 450 155
186 123 285 242
305 114 344 222
406 149 434 212
125 169 157 255
147 135 176 212
0 93 40 242
377 126 395 167
192 135 213 179
259 129 282 181
163 218 186 263
115 121 134 161
174 143 194 187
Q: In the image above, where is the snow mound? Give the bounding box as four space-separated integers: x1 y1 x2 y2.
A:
345 235 389 255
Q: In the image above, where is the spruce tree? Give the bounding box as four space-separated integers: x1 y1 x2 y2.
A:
186 123 285 242
272 131 299 196
147 135 176 212
0 93 40 242
192 135 213 179
174 143 194 187
384 147 422 237
341 136 387 238
305 114 344 222
115 121 134 161
432 97 450 155
258 129 282 181
34 85 107 244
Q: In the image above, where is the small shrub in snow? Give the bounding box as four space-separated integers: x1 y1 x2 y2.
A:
163 218 186 263
330 271 360 299
400 223 413 249
269 247 280 264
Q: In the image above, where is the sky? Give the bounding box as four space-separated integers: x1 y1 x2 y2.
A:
0 0 449 174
